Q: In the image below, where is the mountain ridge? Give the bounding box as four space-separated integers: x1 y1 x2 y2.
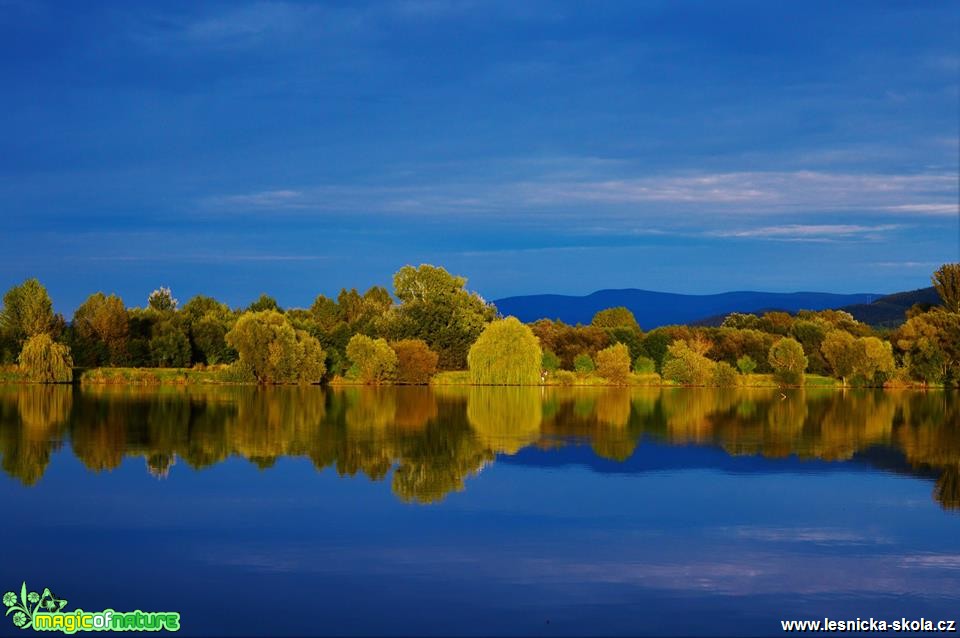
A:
493 288 884 329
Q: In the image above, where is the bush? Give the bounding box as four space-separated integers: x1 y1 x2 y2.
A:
225 310 326 384
713 361 739 387
18 333 73 383
541 350 561 372
391 338 438 384
595 343 631 384
215 361 256 383
662 340 716 385
633 355 655 374
736 354 757 375
768 337 808 386
573 354 595 375
347 334 398 384
468 317 542 385
552 370 576 385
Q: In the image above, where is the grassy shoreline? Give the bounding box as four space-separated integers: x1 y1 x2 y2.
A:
0 365 942 389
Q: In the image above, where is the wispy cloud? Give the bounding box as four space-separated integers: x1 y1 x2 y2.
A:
872 261 942 269
723 526 891 545
85 253 330 263
517 171 955 213
203 169 956 220
882 204 957 214
213 190 305 208
709 224 901 242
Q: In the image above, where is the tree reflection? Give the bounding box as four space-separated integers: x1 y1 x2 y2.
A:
0 386 69 485
466 386 541 455
0 384 957 510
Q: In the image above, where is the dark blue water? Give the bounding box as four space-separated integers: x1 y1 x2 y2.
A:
1 385 957 636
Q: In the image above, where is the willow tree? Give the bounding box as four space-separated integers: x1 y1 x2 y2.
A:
467 317 541 385
18 333 73 383
466 385 542 453
1 279 55 362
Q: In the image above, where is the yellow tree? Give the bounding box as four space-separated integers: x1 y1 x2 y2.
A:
468 317 541 385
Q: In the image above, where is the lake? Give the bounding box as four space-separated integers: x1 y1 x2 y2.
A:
1 384 957 636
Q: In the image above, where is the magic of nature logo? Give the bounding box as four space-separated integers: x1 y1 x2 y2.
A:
3 582 180 633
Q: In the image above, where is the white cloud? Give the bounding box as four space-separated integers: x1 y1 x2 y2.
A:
710 224 901 242
883 204 957 214
203 169 956 220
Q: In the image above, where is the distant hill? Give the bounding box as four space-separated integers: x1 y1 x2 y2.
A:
493 289 880 329
839 287 941 327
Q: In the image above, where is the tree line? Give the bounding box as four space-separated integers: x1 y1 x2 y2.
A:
0 263 958 387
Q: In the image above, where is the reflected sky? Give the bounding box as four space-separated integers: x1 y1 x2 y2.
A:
1 385 958 636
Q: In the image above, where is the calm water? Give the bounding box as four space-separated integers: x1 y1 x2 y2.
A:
1 384 958 636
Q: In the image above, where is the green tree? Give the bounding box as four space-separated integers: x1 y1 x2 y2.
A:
642 329 686 372
149 321 191 367
662 340 716 385
633 355 656 374
468 317 541 385
595 343 631 384
147 286 178 312
713 361 739 387
347 335 398 384
894 309 960 385
736 354 757 375
71 292 128 366
182 295 231 323
391 339 439 384
768 337 807 385
190 315 235 364
1 279 55 355
246 293 281 313
573 353 595 375
854 336 895 386
792 319 828 374
760 311 794 335
821 329 857 385
18 333 73 383
180 295 235 365
336 286 391 333
591 307 641 331
722 312 763 330
530 320 610 369
386 265 496 369
310 295 341 333
541 350 561 372
932 263 960 314
709 327 775 373
225 310 326 384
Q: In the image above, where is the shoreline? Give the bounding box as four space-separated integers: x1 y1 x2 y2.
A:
0 366 944 390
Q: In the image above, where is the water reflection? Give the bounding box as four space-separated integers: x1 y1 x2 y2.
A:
0 384 957 509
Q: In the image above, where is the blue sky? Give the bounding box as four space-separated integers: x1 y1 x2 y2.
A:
2 0 958 312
